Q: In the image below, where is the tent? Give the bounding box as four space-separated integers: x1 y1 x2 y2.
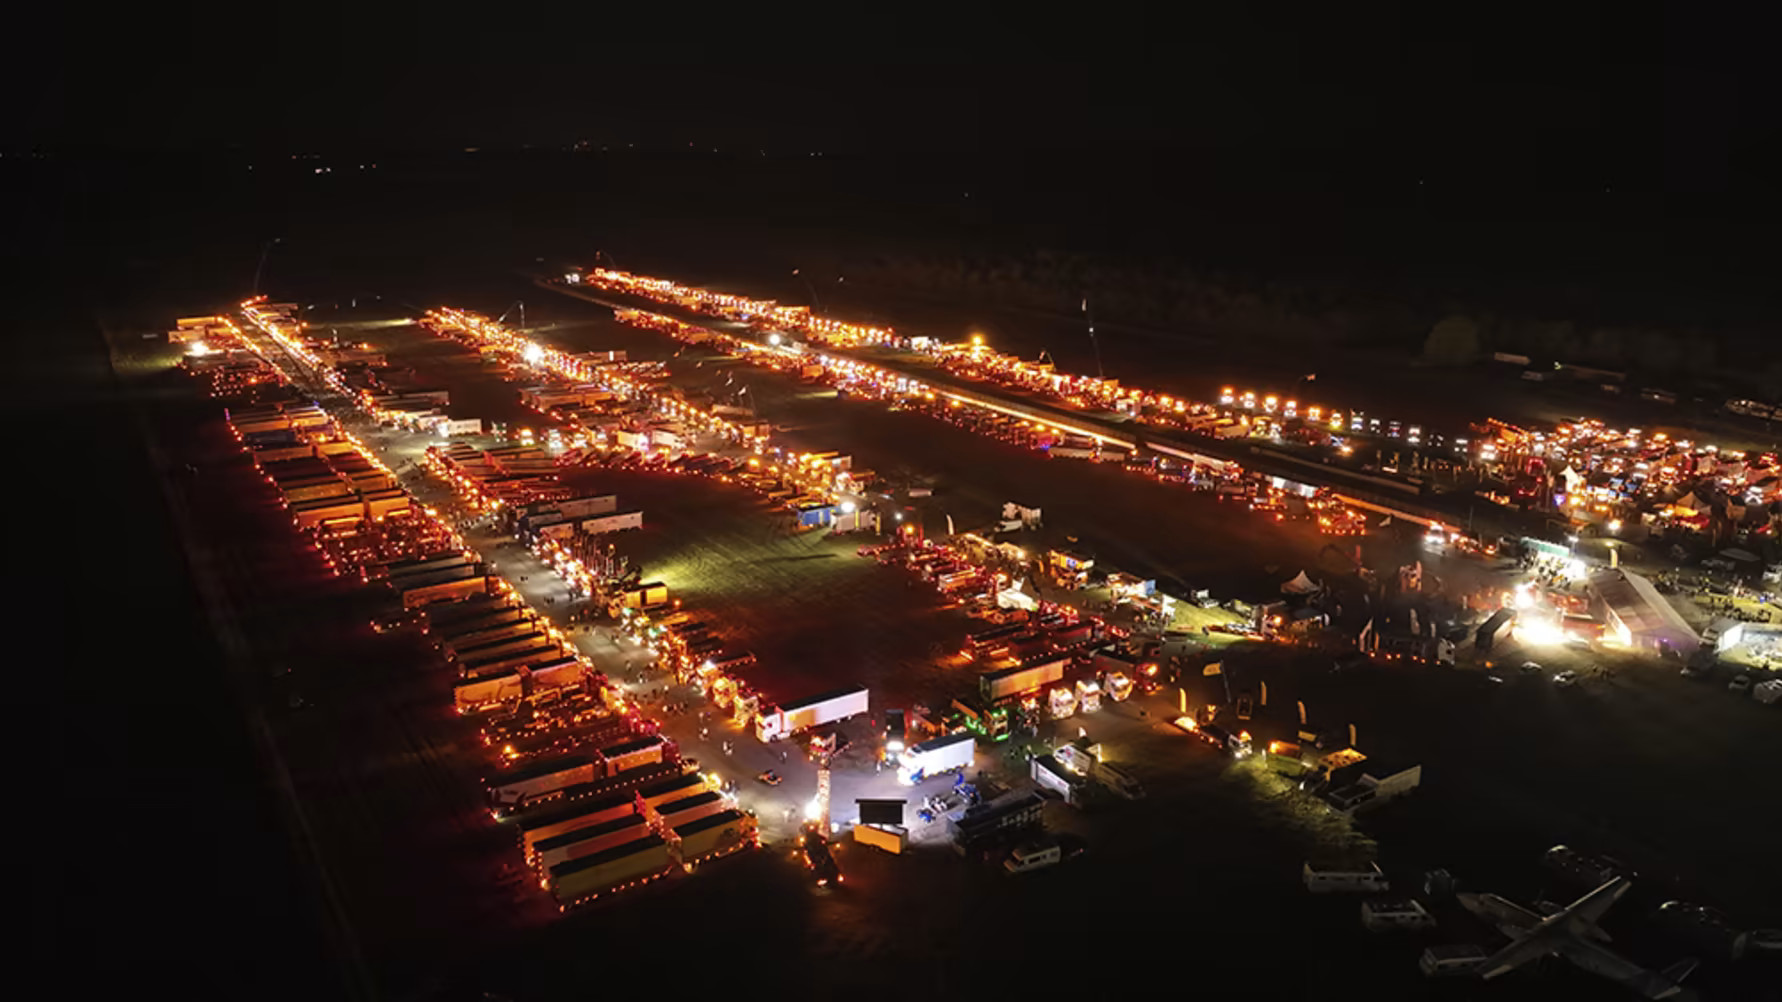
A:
1670 492 1708 514
1281 570 1321 595
1589 569 1700 653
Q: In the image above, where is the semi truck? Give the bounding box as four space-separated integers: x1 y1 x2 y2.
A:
532 813 650 873
668 809 758 865
548 834 675 906
897 732 976 785
597 735 669 777
949 696 1010 741
755 684 870 742
487 755 598 808
979 656 1069 704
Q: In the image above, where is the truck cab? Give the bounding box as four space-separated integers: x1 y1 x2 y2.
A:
1004 839 1062 874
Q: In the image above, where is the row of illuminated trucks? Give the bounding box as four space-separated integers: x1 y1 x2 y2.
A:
424 443 575 509
489 749 759 909
414 587 593 713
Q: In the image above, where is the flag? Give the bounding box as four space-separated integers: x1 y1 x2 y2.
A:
1202 662 1223 676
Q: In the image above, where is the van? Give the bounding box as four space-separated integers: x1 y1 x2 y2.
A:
1303 861 1389 893
1419 944 1487 976
1004 839 1062 874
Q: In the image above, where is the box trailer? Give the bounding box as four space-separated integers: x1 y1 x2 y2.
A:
796 504 834 529
555 494 619 519
386 555 474 585
455 670 525 713
979 657 1069 704
486 755 598 808
432 609 534 646
507 762 685 821
526 656 585 691
362 490 410 519
597 735 668 777
853 823 907 855
648 791 727 830
364 551 467 584
459 644 568 681
898 732 977 785
633 772 712 813
614 581 670 610
518 791 641 859
441 620 541 657
549 834 674 905
581 509 643 535
449 630 553 664
404 574 491 609
419 595 510 630
668 809 758 865
756 684 870 742
533 813 650 872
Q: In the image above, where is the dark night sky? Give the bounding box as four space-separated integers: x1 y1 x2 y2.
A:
13 6 1775 198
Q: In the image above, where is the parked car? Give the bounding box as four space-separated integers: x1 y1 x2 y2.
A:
1520 661 1545 675
1728 674 1752 694
757 770 782 786
1553 670 1579 687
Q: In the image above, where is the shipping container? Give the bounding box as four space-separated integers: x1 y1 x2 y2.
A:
667 810 758 864
549 834 673 905
532 813 650 872
517 791 640 858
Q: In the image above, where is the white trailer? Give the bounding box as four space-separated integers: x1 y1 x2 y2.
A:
897 732 976 785
581 509 643 534
486 755 598 807
756 684 870 742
